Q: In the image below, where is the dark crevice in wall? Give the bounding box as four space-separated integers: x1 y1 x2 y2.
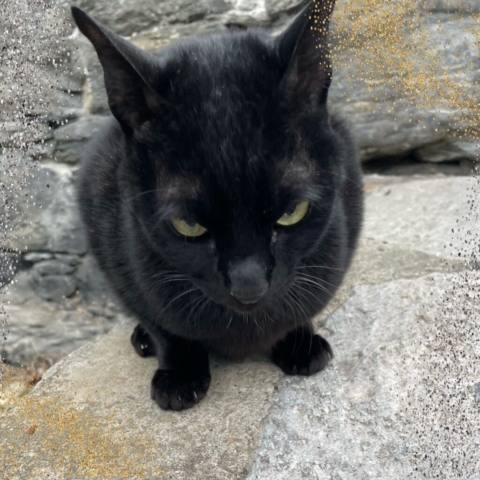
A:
362 154 475 177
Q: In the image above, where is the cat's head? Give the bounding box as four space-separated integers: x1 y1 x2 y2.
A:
72 1 344 314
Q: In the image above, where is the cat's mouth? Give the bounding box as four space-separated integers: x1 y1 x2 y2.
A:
225 295 266 313
195 284 267 313
227 296 264 313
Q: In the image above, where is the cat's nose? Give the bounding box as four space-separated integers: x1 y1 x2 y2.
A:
228 257 268 305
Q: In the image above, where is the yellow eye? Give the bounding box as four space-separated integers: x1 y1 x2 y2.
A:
276 201 309 226
171 218 207 237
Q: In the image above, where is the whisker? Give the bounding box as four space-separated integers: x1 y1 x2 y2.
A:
288 289 313 355
194 296 213 326
252 314 263 332
297 265 343 272
286 291 300 353
156 277 188 284
161 288 198 312
292 281 338 332
295 271 334 282
295 275 360 332
183 293 207 326
296 271 358 326
149 271 188 280
295 276 331 294
289 285 314 354
288 289 310 323
264 310 275 324
124 188 174 202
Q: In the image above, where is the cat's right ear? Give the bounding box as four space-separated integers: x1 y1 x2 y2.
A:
71 7 161 131
275 0 336 107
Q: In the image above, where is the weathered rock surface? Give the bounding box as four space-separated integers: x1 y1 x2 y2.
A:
3 255 120 367
4 302 120 367
248 271 480 479
330 1 479 162
2 175 477 479
362 176 479 260
1 160 87 254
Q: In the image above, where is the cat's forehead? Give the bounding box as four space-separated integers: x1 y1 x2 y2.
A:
160 32 278 101
156 175 200 201
156 154 317 210
150 32 320 204
279 151 316 188
169 31 274 70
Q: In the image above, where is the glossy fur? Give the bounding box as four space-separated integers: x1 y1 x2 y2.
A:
72 1 363 411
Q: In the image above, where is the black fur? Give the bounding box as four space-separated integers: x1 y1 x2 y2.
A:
72 1 363 411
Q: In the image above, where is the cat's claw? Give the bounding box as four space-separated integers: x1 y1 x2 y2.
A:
131 324 156 358
151 368 211 411
271 327 333 376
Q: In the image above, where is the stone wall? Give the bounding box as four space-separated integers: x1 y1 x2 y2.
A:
1 0 478 367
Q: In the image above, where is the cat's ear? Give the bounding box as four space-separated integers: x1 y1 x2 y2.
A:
71 7 161 131
275 0 335 106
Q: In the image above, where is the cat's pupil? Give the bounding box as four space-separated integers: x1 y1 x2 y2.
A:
186 220 197 228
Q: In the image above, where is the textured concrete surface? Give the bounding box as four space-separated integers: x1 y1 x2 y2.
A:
1 175 478 479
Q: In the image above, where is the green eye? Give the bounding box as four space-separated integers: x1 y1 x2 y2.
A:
276 201 309 226
171 218 207 237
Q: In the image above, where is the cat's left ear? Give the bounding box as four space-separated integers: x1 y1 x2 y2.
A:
275 0 335 106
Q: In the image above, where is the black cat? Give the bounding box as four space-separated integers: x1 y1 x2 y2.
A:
71 0 363 411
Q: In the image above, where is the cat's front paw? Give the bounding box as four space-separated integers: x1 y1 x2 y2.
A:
271 327 333 376
131 324 156 358
151 368 211 411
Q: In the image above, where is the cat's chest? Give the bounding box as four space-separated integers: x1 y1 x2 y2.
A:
205 322 291 359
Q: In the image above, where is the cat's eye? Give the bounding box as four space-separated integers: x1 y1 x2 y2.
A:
171 218 208 237
276 201 309 226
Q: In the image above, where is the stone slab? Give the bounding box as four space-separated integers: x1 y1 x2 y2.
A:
362 175 479 260
248 272 480 479
1 320 283 479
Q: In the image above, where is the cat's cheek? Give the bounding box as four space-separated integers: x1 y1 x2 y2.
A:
193 276 230 307
265 233 291 289
267 261 295 296
281 225 324 260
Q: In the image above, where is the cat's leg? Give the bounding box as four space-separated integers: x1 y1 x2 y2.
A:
131 324 156 358
271 325 333 376
150 329 211 411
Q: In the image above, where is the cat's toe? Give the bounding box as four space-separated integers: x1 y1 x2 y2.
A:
131 324 156 358
272 328 333 376
150 369 211 411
